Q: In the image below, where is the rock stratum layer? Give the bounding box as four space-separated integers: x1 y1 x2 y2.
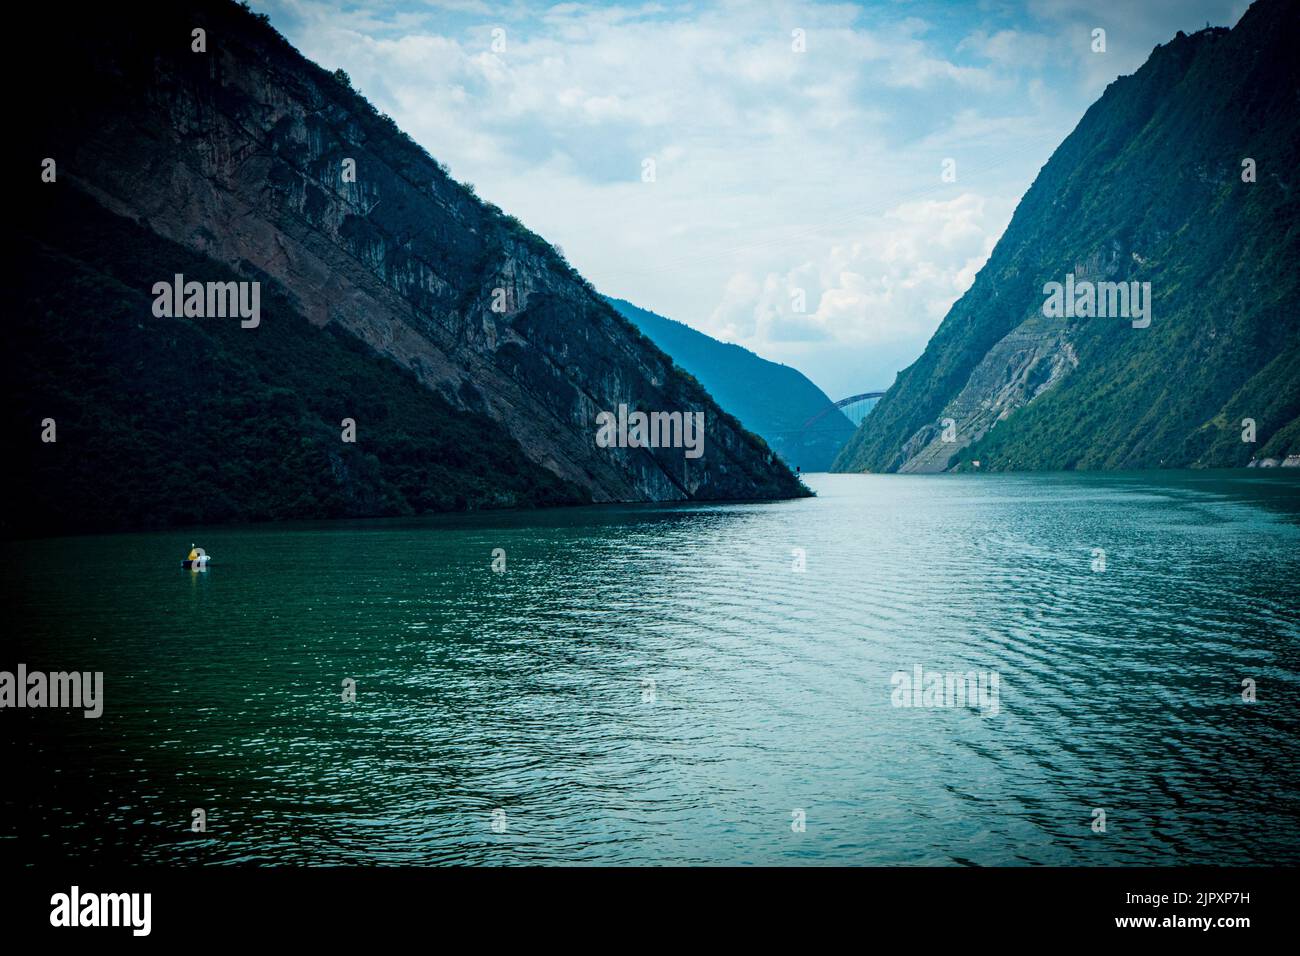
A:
5 0 804 535
835 0 1300 474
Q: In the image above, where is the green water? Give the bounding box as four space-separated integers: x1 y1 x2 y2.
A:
3 471 1299 865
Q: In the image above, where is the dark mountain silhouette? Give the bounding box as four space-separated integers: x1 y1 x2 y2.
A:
4 0 806 535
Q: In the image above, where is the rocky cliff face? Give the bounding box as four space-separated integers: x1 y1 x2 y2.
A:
835 0 1300 474
15 0 804 511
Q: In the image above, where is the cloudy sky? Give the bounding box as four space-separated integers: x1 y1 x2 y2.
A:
253 0 1249 398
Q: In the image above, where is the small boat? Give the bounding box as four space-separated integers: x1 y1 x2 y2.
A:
182 545 211 570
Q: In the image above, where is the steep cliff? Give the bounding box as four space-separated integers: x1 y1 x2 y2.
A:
606 298 856 471
5 0 805 535
834 0 1300 474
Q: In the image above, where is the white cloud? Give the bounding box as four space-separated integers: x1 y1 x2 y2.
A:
254 0 1247 397
706 193 1009 356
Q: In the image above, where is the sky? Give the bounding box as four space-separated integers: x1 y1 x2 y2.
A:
252 0 1250 398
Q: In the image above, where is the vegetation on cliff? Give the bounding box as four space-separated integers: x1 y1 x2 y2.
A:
834 0 1300 473
5 0 808 535
4 186 585 536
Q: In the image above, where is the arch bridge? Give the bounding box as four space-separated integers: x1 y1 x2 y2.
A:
802 391 886 431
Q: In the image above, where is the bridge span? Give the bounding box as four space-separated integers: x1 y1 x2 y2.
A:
801 391 886 431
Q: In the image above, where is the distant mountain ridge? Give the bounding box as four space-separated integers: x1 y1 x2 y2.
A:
835 0 1300 474
607 298 856 471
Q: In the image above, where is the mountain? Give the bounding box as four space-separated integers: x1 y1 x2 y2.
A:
605 298 856 471
3 0 806 536
834 0 1300 474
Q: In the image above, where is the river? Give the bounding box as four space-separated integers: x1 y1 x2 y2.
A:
4 470 1298 865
